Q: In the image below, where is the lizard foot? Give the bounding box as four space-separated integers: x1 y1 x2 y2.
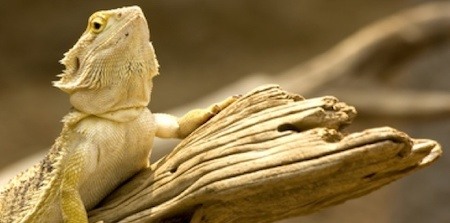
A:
178 95 240 138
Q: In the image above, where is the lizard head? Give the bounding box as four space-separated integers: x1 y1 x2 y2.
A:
53 6 159 116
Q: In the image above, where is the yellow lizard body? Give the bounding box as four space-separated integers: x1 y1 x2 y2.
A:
0 6 236 223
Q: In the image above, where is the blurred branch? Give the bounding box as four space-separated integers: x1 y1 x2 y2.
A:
88 85 441 223
277 1 450 95
167 2 450 120
332 88 450 118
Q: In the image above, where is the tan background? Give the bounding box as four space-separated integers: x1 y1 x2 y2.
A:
0 1 449 222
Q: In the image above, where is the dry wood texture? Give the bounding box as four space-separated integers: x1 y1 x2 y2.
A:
88 85 441 223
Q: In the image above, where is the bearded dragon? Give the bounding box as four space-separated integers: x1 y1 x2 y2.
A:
0 6 235 223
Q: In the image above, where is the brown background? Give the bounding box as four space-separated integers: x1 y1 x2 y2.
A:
0 1 449 222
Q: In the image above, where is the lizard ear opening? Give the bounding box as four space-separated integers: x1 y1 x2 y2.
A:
75 57 80 71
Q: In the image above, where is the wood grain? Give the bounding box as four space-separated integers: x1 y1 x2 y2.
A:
88 85 441 223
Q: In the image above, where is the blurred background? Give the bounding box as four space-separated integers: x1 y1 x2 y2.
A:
0 1 449 222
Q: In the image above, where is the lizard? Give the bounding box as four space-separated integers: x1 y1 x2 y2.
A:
0 6 236 223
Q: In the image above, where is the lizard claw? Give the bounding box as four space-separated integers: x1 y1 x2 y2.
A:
210 95 240 114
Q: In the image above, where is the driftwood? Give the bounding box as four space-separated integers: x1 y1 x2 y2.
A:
88 85 441 223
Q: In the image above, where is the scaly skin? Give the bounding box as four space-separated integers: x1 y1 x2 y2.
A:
0 6 236 223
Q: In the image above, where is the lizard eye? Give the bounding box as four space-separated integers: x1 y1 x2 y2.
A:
89 16 107 34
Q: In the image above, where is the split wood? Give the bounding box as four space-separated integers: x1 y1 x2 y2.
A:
88 85 441 223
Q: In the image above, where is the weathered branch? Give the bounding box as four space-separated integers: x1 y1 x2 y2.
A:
88 85 441 223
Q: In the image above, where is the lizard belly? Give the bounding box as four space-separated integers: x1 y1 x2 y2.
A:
77 109 155 210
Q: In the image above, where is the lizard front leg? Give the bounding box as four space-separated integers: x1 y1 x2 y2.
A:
60 151 88 223
155 96 238 139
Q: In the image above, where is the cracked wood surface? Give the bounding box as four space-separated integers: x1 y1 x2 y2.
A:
88 85 441 223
